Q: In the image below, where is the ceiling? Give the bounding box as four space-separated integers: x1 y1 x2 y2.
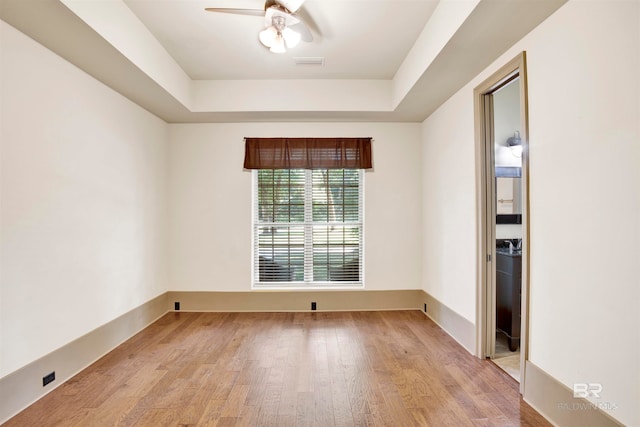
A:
124 0 440 80
0 0 567 123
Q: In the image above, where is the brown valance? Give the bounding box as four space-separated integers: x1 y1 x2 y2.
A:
243 137 373 170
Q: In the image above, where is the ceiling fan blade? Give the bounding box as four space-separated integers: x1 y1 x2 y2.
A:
289 20 312 42
204 8 265 17
291 6 319 39
275 0 306 13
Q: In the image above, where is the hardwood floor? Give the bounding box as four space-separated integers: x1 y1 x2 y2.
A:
4 311 550 426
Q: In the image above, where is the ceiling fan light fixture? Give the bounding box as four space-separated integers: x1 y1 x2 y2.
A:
259 26 278 47
282 27 301 48
270 35 286 53
205 0 314 51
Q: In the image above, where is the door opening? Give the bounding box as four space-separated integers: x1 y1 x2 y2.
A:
474 52 530 392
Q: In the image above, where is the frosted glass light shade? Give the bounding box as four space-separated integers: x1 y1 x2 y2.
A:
259 26 278 47
270 35 286 53
282 27 301 48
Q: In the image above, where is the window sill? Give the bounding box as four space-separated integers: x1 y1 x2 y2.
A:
252 283 364 291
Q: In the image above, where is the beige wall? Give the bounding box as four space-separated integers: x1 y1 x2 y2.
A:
421 1 639 425
420 91 478 323
168 122 423 292
0 21 169 377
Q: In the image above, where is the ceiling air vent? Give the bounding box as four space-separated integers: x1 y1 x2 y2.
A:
294 57 325 66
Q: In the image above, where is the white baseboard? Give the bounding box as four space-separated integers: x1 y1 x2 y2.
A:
523 360 624 427
166 289 424 312
420 290 476 353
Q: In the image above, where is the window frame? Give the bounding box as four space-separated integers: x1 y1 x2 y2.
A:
251 169 365 289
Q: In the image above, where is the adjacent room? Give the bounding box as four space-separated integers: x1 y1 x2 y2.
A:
1 0 638 426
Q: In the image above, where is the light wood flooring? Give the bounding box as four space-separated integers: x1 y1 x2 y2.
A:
4 311 549 426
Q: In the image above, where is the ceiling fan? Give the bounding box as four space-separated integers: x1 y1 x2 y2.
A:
205 0 313 53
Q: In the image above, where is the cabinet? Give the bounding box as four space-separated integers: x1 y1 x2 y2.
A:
496 250 521 351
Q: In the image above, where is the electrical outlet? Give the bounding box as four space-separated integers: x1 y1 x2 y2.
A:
43 371 55 387
311 302 317 311
174 302 180 311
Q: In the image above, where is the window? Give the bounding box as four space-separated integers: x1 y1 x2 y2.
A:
245 136 371 288
253 169 363 287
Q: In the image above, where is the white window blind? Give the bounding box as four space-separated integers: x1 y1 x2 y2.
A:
253 169 363 287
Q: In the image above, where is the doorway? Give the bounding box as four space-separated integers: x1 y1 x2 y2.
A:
474 52 529 392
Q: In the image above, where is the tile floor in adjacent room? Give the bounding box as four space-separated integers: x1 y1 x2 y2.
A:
492 332 521 382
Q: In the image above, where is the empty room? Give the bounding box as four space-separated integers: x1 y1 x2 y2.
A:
1 0 638 426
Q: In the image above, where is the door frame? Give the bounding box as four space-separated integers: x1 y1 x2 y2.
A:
474 52 530 393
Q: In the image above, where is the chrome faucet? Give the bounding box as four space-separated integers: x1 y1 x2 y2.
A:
505 240 522 253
